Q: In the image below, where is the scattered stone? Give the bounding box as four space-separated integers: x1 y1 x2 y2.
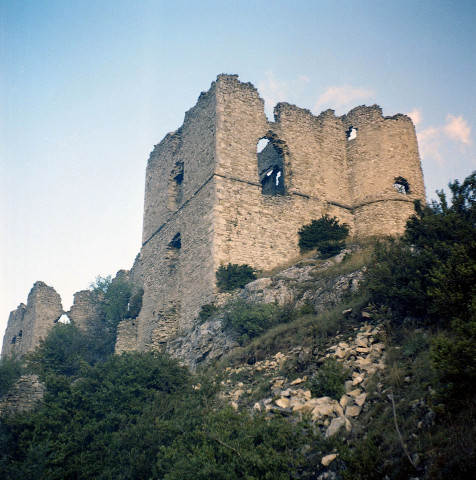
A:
290 377 304 385
345 405 362 417
321 453 338 466
325 417 346 437
275 398 290 409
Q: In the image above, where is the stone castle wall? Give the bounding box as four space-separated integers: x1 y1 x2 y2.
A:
2 74 425 358
2 282 63 357
118 74 424 351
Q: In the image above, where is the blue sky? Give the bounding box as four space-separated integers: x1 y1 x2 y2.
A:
1 0 475 339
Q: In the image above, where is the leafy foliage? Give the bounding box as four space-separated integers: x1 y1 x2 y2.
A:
224 300 289 345
0 355 24 398
0 350 306 479
365 171 476 394
298 215 349 257
308 358 348 399
198 303 219 323
26 322 115 385
216 263 257 291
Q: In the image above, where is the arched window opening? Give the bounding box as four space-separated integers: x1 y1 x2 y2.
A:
11 336 16 344
257 137 286 196
166 233 181 272
346 126 357 140
393 176 411 195
168 161 184 211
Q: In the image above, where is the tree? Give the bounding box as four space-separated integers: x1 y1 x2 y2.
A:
298 215 349 257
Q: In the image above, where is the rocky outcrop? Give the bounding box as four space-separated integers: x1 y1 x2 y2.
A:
165 251 364 367
166 316 239 367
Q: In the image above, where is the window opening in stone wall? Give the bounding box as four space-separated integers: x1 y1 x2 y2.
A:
257 137 286 196
166 233 181 272
346 126 357 140
168 161 184 211
393 176 411 194
11 336 16 344
18 330 22 337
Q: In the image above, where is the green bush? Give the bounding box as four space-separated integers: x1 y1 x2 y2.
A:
216 263 257 291
224 300 288 345
308 358 348 399
298 215 349 257
0 355 24 398
198 303 219 323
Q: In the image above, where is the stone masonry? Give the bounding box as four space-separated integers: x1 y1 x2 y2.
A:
2 281 63 357
120 74 425 352
2 74 425 358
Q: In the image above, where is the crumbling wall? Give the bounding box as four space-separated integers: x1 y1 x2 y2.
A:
67 290 103 331
127 74 425 351
133 80 218 350
2 282 63 357
0 374 45 417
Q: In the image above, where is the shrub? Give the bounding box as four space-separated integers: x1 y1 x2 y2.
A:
216 263 257 291
224 300 288 345
0 355 24 398
308 358 348 399
198 303 219 323
298 215 349 257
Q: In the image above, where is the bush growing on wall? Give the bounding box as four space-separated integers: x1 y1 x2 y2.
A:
216 263 257 291
298 215 349 258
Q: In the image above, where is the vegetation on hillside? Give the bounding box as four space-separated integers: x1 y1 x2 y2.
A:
216 263 257 291
0 172 474 479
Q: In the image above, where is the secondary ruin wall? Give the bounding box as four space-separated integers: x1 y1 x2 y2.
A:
2 282 63 357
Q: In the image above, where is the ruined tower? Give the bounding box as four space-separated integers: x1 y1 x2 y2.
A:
116 74 425 352
2 282 63 357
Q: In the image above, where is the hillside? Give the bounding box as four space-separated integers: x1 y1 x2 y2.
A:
0 172 474 479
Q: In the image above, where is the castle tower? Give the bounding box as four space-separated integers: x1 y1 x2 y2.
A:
118 74 424 351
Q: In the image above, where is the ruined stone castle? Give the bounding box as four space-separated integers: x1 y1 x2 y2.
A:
2 74 425 358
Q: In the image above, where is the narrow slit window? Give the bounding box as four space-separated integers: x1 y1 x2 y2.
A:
166 233 181 272
168 162 184 211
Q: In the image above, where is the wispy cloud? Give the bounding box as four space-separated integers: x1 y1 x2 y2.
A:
443 114 472 145
314 85 375 112
258 71 311 118
418 114 473 164
407 108 422 126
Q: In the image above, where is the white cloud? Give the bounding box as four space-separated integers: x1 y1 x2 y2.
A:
314 85 374 111
443 114 472 145
407 108 422 126
417 114 473 165
257 71 311 119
